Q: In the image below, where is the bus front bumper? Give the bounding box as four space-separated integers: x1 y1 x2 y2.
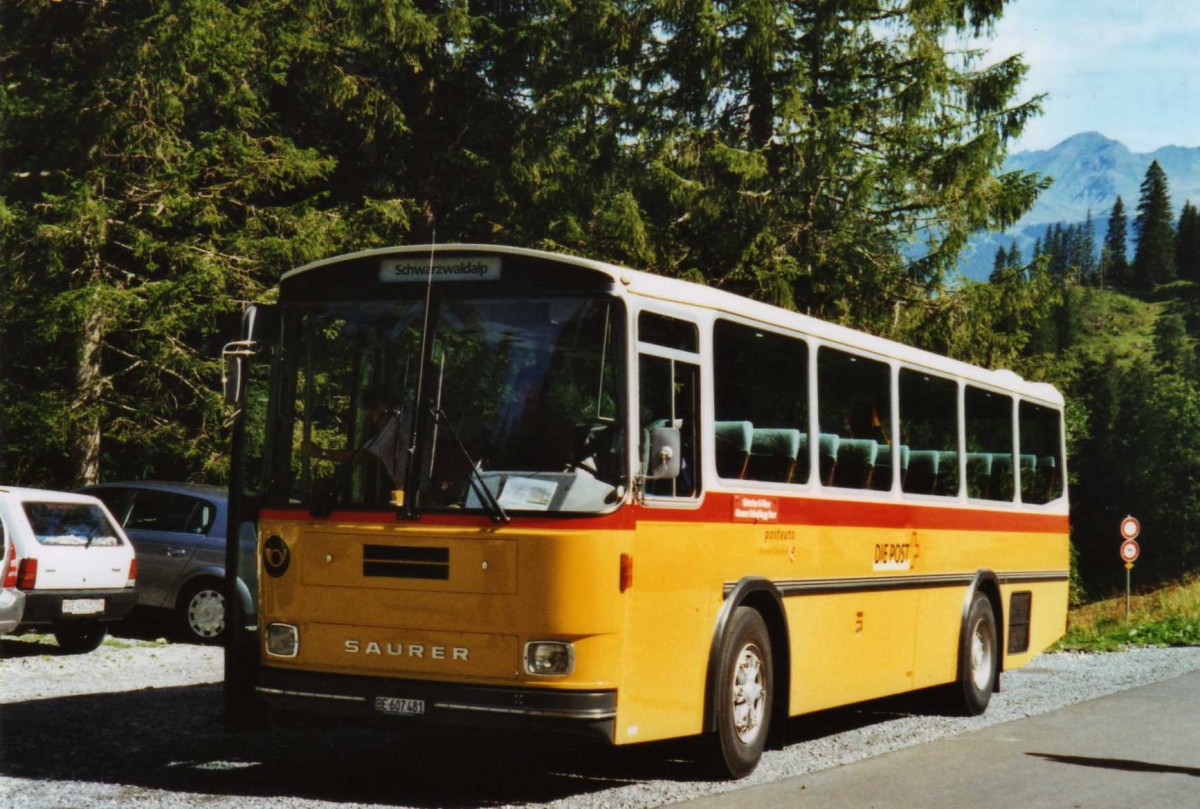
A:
256 666 617 743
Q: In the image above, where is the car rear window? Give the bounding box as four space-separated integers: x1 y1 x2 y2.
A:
22 502 123 547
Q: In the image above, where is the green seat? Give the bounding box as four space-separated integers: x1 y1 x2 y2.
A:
966 452 993 499
935 450 960 496
871 444 908 491
747 428 803 483
833 438 879 489
905 450 939 494
715 420 754 479
818 433 840 486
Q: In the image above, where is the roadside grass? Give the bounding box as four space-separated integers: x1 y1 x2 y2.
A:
1054 574 1200 651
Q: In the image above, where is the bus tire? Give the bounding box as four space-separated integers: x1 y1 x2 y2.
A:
709 607 773 779
952 591 998 716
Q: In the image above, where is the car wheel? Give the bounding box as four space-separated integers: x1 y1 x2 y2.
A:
54 623 108 654
178 580 226 644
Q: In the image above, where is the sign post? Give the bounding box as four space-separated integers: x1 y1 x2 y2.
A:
1119 516 1141 621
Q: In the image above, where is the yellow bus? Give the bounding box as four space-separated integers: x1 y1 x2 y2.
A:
223 244 1068 778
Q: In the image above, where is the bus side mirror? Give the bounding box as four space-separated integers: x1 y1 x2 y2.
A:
645 427 682 479
222 353 244 407
221 304 277 409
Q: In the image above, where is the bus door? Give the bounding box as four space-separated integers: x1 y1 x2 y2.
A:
618 313 712 743
221 304 278 727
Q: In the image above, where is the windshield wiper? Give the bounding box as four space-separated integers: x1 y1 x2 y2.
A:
430 407 509 524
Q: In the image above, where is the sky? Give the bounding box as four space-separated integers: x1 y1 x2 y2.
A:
971 0 1200 154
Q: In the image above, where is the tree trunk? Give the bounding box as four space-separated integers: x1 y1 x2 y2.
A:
73 269 105 487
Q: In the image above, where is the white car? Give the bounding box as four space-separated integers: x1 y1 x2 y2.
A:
0 486 138 653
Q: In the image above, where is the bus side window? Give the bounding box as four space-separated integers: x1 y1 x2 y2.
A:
1019 401 1064 504
817 347 891 490
639 354 701 498
965 386 1015 501
713 320 810 484
900 369 958 496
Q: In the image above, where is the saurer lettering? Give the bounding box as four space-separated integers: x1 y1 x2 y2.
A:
345 639 469 661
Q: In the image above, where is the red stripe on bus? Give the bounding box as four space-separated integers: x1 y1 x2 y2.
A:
258 493 1066 534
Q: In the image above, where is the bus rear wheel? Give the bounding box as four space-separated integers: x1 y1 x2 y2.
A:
710 607 773 779
951 591 998 716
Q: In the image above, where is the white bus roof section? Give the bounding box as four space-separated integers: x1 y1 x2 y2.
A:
282 243 1064 407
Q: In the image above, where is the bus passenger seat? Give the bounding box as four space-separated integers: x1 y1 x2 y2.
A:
746 428 803 483
935 451 960 496
966 452 993 499
906 450 939 494
818 433 840 486
715 420 754 479
870 443 908 491
991 453 1014 501
832 438 878 489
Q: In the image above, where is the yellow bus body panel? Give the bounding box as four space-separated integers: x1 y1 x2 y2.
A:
258 504 1068 746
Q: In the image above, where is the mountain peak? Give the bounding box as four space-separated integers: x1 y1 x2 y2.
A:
1059 131 1116 148
956 133 1200 281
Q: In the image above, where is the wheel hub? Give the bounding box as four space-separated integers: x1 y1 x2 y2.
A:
732 643 766 744
189 590 225 638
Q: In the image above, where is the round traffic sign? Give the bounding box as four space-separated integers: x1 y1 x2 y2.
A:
1120 515 1141 541
1120 538 1140 563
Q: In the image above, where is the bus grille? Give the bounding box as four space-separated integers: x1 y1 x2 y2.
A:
363 545 450 580
1007 591 1032 654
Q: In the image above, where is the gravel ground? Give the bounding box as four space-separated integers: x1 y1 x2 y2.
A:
3 630 1200 809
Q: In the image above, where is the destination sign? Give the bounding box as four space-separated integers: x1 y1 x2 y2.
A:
379 256 502 283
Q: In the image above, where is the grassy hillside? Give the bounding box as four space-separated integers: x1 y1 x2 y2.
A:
1069 285 1166 367
1055 575 1200 651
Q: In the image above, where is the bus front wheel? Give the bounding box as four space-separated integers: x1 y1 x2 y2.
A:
710 606 773 779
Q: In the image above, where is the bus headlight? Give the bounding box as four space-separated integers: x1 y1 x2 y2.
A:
524 641 574 676
266 623 299 657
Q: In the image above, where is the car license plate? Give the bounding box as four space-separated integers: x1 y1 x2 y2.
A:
62 598 105 615
375 696 425 716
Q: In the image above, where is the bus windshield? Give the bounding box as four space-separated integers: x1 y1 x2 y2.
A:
283 294 626 515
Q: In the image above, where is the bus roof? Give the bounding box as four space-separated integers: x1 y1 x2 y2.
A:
283 243 1064 407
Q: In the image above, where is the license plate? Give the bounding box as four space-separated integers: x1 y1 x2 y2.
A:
375 696 425 716
62 598 105 615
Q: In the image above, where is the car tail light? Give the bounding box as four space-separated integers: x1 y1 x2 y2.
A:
17 557 37 590
2 544 16 588
127 558 138 587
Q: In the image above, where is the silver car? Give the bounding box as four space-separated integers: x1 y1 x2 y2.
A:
81 482 257 644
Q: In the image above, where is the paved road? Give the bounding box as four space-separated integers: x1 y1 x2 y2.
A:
673 669 1200 809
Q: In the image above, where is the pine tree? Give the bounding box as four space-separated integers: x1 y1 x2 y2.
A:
991 245 1009 282
640 0 1047 325
1153 313 1197 378
0 2 347 485
1007 241 1024 272
1102 196 1130 286
1133 160 1177 288
1177 201 1200 282
1080 209 1098 281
